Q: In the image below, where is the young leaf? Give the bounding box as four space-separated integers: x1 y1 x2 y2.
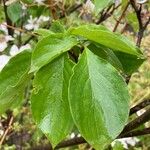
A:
31 54 74 147
7 2 22 23
94 0 113 14
50 21 65 33
30 34 78 73
126 12 139 32
88 44 145 75
88 43 124 72
34 29 54 37
69 48 130 149
0 50 31 114
70 24 142 56
114 51 145 75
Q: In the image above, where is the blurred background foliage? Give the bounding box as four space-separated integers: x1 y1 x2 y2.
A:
0 0 150 149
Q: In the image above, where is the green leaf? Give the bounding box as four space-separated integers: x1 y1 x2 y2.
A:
30 34 78 73
121 0 128 9
126 12 139 32
94 0 113 14
50 21 65 33
113 141 124 150
0 50 31 114
69 48 130 149
31 54 74 147
70 24 142 56
34 29 54 37
88 43 145 75
27 5 47 18
88 43 124 72
114 51 145 75
7 2 22 23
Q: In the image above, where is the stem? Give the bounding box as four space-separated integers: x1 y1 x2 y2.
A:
119 127 150 138
113 2 129 32
0 116 14 145
130 99 150 115
96 4 121 24
1 23 37 36
2 0 14 36
130 0 150 47
136 17 150 47
48 0 58 20
122 108 150 133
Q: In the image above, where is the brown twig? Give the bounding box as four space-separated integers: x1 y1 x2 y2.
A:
2 0 14 36
56 99 150 148
113 2 130 32
23 3 83 45
121 23 129 34
55 137 86 149
60 3 83 18
130 1 143 29
1 23 37 36
54 102 150 149
119 127 150 138
48 0 58 20
0 116 14 145
130 0 150 47
54 126 150 149
55 126 150 149
136 16 150 47
130 99 150 115
122 108 150 133
96 4 121 24
96 3 114 24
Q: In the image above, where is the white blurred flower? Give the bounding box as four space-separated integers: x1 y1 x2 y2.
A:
70 133 75 138
136 0 148 4
0 55 10 71
53 0 63 4
112 137 139 149
10 44 31 56
0 122 4 136
38 16 50 22
5 0 17 6
0 42 7 52
25 16 39 30
82 0 95 14
25 15 50 30
10 45 19 56
22 4 27 10
35 0 45 5
115 0 121 6
5 35 14 41
136 109 146 116
0 23 8 34
20 44 31 51
0 129 4 136
0 35 14 52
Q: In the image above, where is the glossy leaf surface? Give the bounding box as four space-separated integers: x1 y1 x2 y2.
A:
94 0 113 14
30 34 77 73
69 48 130 149
0 50 31 114
31 54 74 147
88 44 144 75
7 2 22 23
114 51 145 74
70 24 142 56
